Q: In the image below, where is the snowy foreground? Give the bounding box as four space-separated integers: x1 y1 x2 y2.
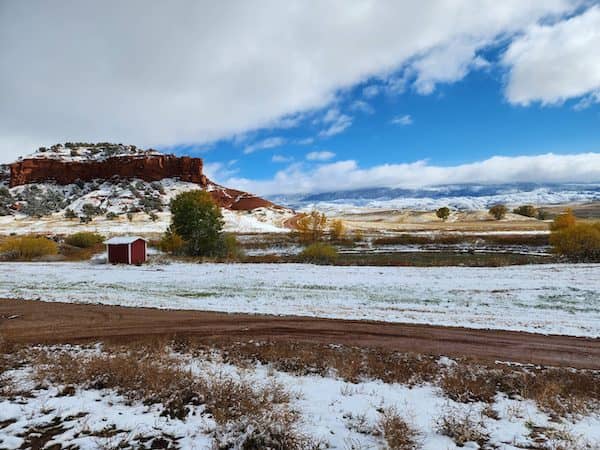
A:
2 345 599 450
1 262 599 337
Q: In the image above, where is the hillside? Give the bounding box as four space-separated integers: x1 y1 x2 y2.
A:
0 143 294 234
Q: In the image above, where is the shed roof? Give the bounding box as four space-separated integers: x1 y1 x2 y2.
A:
105 236 146 245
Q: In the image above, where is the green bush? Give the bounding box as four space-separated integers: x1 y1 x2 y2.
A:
298 243 338 264
513 205 537 218
65 232 104 248
0 236 58 260
436 207 450 221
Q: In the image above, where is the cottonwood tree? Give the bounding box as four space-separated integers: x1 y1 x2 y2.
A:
488 204 507 220
436 207 450 221
297 210 327 243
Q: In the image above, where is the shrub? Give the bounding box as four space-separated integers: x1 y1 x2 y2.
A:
550 222 600 262
488 204 507 220
169 190 225 257
222 233 244 260
378 409 419 450
297 210 327 243
513 205 537 218
82 203 103 217
298 242 338 264
550 209 576 231
435 408 489 447
65 232 104 248
159 228 186 255
436 207 450 221
106 211 118 220
330 219 345 241
64 208 77 219
0 236 58 260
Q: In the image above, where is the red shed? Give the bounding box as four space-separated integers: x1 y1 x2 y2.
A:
105 236 147 265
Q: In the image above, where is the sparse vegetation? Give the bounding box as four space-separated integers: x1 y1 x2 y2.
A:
0 235 58 260
488 204 508 220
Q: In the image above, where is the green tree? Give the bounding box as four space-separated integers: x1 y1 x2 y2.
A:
436 207 450 221
169 190 225 256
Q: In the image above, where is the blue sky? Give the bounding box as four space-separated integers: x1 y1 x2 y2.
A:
177 65 600 182
2 1 600 195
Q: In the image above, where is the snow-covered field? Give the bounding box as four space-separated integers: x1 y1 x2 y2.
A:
2 345 599 450
1 262 599 337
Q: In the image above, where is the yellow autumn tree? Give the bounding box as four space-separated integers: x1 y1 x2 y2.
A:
297 210 327 243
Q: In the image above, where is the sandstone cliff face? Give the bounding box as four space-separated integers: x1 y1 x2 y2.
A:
8 154 277 211
10 155 206 188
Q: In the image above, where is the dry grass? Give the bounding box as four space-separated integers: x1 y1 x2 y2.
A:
175 339 600 418
32 344 314 448
435 407 489 447
378 408 419 450
192 340 440 386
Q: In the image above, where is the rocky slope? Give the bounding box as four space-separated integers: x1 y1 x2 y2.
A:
0 143 293 233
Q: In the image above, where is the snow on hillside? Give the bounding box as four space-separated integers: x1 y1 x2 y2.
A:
273 184 600 213
1 262 599 337
20 142 162 162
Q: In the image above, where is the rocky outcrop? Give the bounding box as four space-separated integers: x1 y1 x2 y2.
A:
10 155 206 188
8 152 279 211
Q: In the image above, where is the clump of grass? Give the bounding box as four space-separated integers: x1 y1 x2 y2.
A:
439 365 499 403
0 235 58 260
378 408 419 450
435 408 489 447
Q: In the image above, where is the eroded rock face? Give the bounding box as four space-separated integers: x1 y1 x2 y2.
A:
8 154 278 211
9 155 206 188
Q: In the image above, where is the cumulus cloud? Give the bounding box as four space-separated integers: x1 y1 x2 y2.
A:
243 137 286 154
306 151 336 161
224 153 600 196
0 1 580 162
391 115 413 126
503 5 600 105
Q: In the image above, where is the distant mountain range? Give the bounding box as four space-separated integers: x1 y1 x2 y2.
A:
269 183 600 212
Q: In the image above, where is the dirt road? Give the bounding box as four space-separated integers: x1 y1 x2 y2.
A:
1 298 599 369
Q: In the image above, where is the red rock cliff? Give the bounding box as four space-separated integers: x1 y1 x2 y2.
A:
9 155 207 188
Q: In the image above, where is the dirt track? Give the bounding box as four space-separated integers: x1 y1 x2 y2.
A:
1 298 599 369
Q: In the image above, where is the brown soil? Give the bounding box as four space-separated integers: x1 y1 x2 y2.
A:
1 298 599 369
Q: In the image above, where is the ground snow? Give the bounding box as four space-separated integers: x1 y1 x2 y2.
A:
1 262 599 337
1 347 599 449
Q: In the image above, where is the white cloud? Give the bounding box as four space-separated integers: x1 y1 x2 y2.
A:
503 5 600 105
272 154 293 163
224 153 600 195
319 109 353 137
350 100 374 114
203 160 239 183
362 85 380 98
296 137 315 145
243 137 286 154
306 151 336 161
0 1 580 162
391 115 413 126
